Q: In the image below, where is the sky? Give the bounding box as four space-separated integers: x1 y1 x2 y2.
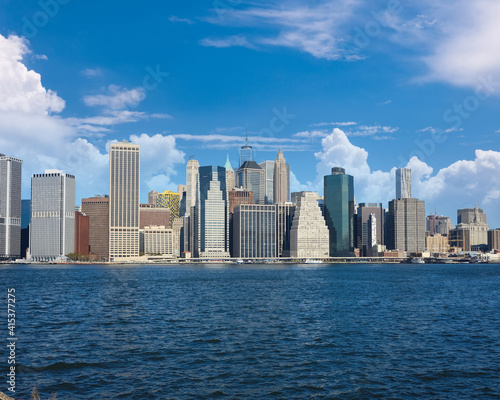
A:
0 0 499 227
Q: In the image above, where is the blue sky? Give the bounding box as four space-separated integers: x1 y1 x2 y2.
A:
1 0 500 227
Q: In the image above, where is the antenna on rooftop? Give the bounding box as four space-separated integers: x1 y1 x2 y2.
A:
245 117 248 146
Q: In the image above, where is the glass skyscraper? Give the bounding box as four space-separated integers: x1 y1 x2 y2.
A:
324 167 355 257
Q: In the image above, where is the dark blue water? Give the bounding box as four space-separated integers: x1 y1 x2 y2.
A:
1 264 500 399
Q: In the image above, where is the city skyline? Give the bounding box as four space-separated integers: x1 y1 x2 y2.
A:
0 2 499 228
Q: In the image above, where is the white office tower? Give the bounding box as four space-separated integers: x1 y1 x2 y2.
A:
109 141 140 261
290 192 329 258
0 155 23 259
30 169 75 261
396 168 412 199
186 158 199 217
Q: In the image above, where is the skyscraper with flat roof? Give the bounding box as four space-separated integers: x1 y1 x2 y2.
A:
396 168 412 199
31 169 75 261
387 198 426 254
237 161 265 204
324 167 355 257
109 141 140 260
0 154 22 259
259 160 275 204
81 196 109 260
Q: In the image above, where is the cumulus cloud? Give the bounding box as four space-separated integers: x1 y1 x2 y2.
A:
84 85 146 109
0 34 65 114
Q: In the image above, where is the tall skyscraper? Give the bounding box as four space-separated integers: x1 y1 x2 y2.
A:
324 167 355 257
237 161 265 204
290 192 329 259
195 166 230 258
387 198 426 254
239 130 253 168
81 196 109 260
225 154 235 191
273 149 290 204
75 212 90 255
276 203 295 257
233 204 277 259
109 141 140 260
20 199 30 259
396 168 412 199
30 169 75 261
0 154 22 259
259 160 275 204
186 158 199 217
357 203 384 256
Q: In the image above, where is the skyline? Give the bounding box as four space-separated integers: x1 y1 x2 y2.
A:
1 1 500 226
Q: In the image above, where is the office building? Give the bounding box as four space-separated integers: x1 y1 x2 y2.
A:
148 190 159 205
357 203 384 256
277 203 295 257
0 154 22 259
427 213 454 235
237 161 265 204
273 149 290 204
228 189 254 213
387 198 426 254
324 167 355 257
20 199 30 259
449 228 470 252
143 226 174 256
30 169 75 261
488 229 500 251
290 192 329 259
224 154 235 191
156 190 180 224
259 160 275 204
426 234 449 254
81 196 109 260
74 212 90 255
178 185 187 218
396 168 412 199
455 206 489 246
172 217 183 257
233 204 277 259
140 205 170 229
186 158 199 217
109 141 140 260
195 166 230 258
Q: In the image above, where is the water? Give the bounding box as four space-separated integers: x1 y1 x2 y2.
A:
1 263 500 399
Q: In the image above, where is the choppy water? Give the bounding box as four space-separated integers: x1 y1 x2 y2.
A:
1 263 500 399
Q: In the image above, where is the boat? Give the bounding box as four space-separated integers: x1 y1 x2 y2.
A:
411 258 425 264
304 259 323 264
236 259 244 264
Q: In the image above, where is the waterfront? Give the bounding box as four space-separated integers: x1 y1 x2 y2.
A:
1 263 500 399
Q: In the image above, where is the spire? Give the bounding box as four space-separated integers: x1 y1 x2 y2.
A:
224 153 233 172
245 117 248 147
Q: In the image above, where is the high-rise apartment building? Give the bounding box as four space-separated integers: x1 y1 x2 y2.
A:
31 169 75 261
81 196 109 260
273 149 290 204
357 203 384 256
387 198 426 254
259 160 275 204
109 141 140 260
195 166 230 258
324 167 355 257
224 154 235 191
156 190 180 224
186 159 199 217
237 161 265 204
0 154 22 259
290 192 329 259
396 168 412 199
233 204 277 259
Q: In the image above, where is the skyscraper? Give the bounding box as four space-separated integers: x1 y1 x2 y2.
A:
156 190 180 224
276 203 295 257
324 167 355 257
273 149 290 204
455 205 489 246
109 141 140 260
239 130 253 168
0 154 22 259
357 203 384 256
225 154 235 191
237 161 265 204
186 158 199 217
30 169 75 261
396 168 412 199
81 196 109 260
387 198 426 254
195 166 230 258
258 160 275 204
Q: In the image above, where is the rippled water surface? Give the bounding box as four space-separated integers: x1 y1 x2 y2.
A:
1 263 500 399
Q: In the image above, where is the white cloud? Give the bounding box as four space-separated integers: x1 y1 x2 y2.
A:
294 124 398 140
84 85 146 109
169 15 194 24
81 68 103 78
347 124 398 137
309 121 358 127
0 34 65 114
200 35 255 49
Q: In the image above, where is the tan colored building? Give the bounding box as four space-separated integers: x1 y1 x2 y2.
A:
143 226 173 256
273 148 290 204
426 234 449 255
81 196 109 260
186 159 199 217
449 228 470 252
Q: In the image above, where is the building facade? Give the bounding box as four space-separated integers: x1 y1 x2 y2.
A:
237 161 265 205
259 160 275 204
31 170 75 261
324 167 355 257
139 205 170 229
143 226 174 256
273 149 290 204
224 154 235 191
488 229 500 251
156 190 179 224
455 206 489 246
228 189 254 213
387 198 426 254
289 192 329 259
396 168 412 199
357 203 384 256
0 154 22 259
109 141 140 260
186 158 199 217
81 196 109 260
233 204 277 259
277 203 295 257
426 233 449 254
195 166 230 258
427 214 454 235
